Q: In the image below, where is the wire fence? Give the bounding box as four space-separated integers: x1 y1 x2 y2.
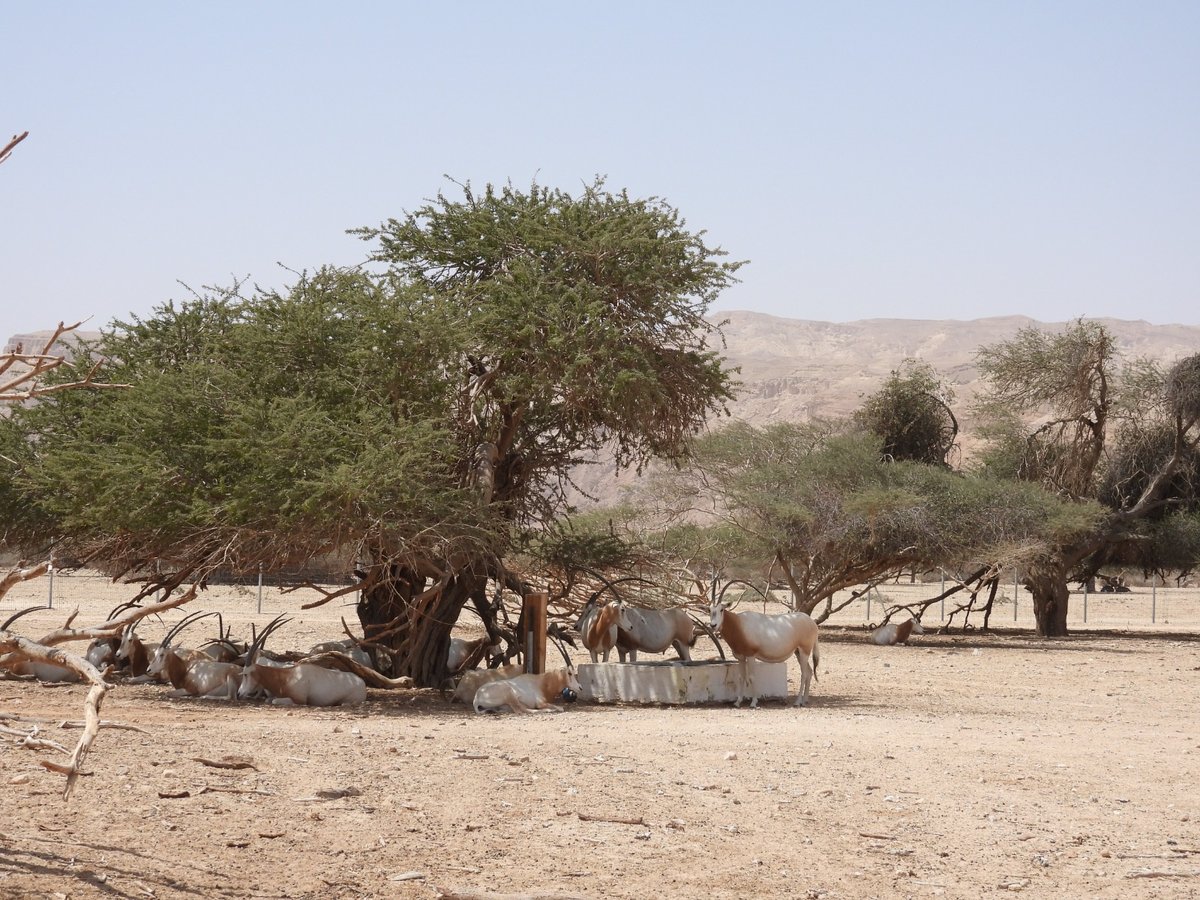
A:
4 568 1199 633
814 579 1200 631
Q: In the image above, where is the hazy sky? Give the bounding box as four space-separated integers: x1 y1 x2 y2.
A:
3 2 1198 339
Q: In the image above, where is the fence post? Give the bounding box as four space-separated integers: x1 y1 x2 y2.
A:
522 591 548 674
1083 581 1088 623
47 556 55 610
865 587 871 622
1013 573 1018 622
1152 583 1157 623
940 574 945 621
257 563 264 614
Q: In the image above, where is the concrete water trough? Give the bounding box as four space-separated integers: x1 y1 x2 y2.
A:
576 659 788 705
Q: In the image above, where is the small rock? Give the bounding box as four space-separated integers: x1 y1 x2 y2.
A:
8 774 30 785
724 751 738 761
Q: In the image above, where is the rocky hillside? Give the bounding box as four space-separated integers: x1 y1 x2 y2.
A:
571 312 1200 504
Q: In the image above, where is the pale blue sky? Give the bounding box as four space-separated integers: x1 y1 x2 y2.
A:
3 2 1198 338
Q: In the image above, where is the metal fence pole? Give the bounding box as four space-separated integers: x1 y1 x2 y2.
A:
940 574 945 621
1013 573 1018 622
47 557 55 610
1083 581 1088 623
1152 583 1157 624
257 563 264 614
866 588 871 622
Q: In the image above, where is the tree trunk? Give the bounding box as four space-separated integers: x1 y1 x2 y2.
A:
357 564 486 687
1027 566 1070 637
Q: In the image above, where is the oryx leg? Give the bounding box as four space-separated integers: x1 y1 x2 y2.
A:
793 648 813 707
672 639 691 663
733 657 750 708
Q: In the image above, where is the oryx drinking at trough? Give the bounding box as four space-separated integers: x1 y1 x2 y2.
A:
709 598 820 708
615 604 697 663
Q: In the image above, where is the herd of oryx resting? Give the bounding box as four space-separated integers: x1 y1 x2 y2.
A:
2 594 927 714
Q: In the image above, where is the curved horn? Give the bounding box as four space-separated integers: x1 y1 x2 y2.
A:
688 614 726 661
248 614 290 665
716 579 768 606
548 633 574 670
161 610 216 648
1 605 49 632
106 599 142 622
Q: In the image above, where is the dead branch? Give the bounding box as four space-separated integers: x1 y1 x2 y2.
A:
0 632 106 799
288 573 375 610
0 561 50 602
34 583 198 647
302 650 414 688
0 130 28 165
575 812 647 826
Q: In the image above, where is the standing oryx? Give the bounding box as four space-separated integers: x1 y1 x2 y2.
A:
615 605 697 663
577 599 633 664
709 599 820 708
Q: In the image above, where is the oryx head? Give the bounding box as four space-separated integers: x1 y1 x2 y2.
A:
149 609 215 674
709 598 732 632
238 613 290 700
550 634 581 702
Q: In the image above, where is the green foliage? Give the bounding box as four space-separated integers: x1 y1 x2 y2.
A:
854 360 957 465
6 180 743 584
354 178 743 478
648 421 1082 613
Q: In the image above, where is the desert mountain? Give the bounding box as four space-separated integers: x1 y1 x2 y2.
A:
571 311 1200 505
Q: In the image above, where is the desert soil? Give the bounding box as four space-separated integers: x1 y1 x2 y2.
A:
2 577 1200 900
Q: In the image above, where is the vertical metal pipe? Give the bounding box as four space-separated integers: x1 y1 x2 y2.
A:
47 557 55 610
940 574 945 621
1152 583 1157 623
257 563 264 614
1013 573 1018 622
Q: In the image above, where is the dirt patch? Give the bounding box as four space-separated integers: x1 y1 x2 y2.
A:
3 586 1200 899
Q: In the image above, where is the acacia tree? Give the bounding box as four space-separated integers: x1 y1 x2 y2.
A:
645 419 1086 619
6 180 742 686
975 320 1200 635
854 360 958 466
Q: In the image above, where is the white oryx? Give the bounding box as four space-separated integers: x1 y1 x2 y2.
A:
577 599 633 663
870 616 924 645
472 667 581 714
616 605 696 663
452 662 524 703
447 636 501 674
709 599 820 708
147 611 241 699
238 615 367 706
0 606 79 683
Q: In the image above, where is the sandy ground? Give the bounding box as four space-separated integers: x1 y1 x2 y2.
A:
3 576 1200 899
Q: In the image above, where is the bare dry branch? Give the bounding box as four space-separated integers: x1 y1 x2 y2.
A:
0 632 106 799
0 130 28 165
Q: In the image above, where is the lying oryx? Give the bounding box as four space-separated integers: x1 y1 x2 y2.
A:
452 662 524 703
239 615 367 706
447 636 501 674
472 667 581 714
148 611 241 699
578 599 633 663
616 605 696 663
709 599 820 708
0 606 80 682
870 616 924 645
